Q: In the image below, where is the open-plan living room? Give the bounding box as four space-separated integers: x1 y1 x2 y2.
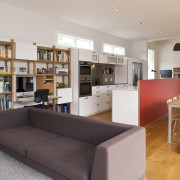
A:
0 0 180 180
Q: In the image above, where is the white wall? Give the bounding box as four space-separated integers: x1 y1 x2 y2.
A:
0 3 132 55
156 39 180 70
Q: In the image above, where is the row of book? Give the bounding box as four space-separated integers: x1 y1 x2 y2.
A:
0 79 11 93
0 96 12 111
50 104 69 113
56 51 69 62
37 50 53 61
0 45 12 58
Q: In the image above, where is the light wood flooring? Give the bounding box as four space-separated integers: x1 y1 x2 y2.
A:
90 111 180 180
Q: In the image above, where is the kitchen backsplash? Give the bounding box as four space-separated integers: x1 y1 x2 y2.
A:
92 64 115 85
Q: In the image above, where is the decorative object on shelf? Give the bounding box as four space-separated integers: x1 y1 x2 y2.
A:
18 67 27 74
0 66 5 73
56 67 68 74
37 68 48 74
56 82 66 88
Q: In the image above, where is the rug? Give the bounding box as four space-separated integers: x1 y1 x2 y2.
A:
0 151 52 180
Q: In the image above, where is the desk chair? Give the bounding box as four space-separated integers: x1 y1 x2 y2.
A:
24 89 49 109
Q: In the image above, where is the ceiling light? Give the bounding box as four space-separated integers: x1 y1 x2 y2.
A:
140 21 145 25
112 6 119 11
157 31 162 34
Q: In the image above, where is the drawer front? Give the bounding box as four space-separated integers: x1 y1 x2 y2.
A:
103 101 111 110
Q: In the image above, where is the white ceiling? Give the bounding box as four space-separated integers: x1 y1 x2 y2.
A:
1 0 180 41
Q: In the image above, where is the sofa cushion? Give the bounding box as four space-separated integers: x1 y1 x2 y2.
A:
0 125 59 156
27 137 95 180
28 108 131 145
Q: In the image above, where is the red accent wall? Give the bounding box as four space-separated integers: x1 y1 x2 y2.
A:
139 79 180 126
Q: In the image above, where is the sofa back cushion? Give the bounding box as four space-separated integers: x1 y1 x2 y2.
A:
0 108 28 130
28 108 132 145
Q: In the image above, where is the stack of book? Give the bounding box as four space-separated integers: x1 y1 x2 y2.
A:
56 51 69 62
55 104 69 113
0 79 11 93
37 50 53 61
0 96 12 111
0 45 11 58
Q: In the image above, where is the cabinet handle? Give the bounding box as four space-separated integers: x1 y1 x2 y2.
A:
96 96 100 97
84 97 88 99
97 104 100 106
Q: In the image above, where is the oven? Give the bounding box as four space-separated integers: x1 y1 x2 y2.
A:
79 61 92 97
79 80 92 97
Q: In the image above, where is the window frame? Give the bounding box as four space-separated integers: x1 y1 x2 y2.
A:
57 33 94 51
103 43 125 56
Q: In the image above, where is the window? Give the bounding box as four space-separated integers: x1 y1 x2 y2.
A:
57 34 93 50
103 43 125 55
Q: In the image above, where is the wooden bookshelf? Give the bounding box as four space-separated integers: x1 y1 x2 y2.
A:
0 39 14 111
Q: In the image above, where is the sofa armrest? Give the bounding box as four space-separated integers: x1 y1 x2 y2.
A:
90 127 146 180
0 108 29 130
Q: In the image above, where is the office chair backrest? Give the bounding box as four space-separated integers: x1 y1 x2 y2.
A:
34 89 49 103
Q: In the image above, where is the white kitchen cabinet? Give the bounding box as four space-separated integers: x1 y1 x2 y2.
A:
116 57 127 65
79 50 92 62
103 101 111 110
108 55 117 64
79 96 94 116
15 42 37 60
92 53 99 63
57 88 72 104
98 54 108 64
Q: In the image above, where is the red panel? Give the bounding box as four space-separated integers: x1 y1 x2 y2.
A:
139 79 180 126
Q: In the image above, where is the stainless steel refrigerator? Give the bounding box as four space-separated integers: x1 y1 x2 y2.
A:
132 62 143 86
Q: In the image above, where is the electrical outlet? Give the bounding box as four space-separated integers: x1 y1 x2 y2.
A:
105 78 107 82
111 78 112 81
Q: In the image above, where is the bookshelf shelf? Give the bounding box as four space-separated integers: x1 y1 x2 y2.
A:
36 60 53 63
15 74 36 77
0 73 11 76
0 58 12 61
56 74 70 76
0 92 12 95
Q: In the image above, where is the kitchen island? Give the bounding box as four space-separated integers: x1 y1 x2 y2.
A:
112 87 139 126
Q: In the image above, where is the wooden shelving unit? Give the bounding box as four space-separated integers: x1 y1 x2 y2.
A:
173 67 180 78
0 39 14 111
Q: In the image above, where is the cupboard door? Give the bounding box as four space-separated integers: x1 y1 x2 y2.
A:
79 50 92 62
92 53 99 63
57 88 72 104
99 54 108 64
79 96 94 116
108 56 117 64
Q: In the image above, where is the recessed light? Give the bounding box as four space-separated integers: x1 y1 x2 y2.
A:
112 6 119 11
140 21 145 25
157 31 162 34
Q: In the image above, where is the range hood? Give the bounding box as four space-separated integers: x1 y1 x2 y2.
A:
173 43 180 51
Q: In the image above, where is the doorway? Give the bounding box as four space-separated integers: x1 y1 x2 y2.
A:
148 49 155 79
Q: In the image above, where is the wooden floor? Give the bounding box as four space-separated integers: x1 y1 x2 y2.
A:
90 111 180 180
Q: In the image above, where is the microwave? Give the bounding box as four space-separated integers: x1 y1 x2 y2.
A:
79 61 92 76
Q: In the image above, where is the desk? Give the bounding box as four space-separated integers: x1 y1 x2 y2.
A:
48 95 62 111
16 96 62 111
168 99 180 144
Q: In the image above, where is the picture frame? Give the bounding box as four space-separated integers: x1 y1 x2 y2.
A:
0 66 5 73
18 67 27 74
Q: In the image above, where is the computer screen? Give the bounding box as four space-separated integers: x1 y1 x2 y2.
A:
160 70 172 78
16 77 34 93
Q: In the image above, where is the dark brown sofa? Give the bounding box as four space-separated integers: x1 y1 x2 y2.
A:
0 108 146 180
